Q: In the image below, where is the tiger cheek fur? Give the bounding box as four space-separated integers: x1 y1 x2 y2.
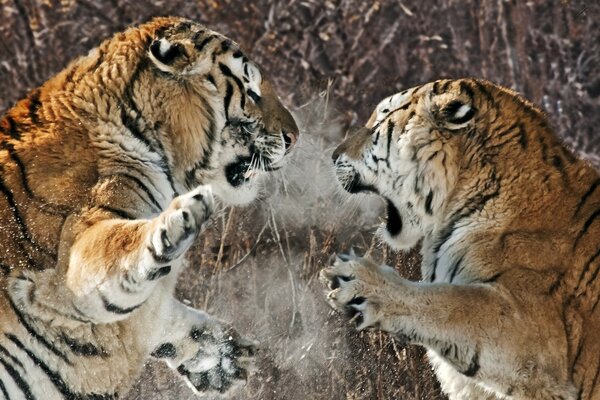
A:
327 78 600 400
0 16 298 399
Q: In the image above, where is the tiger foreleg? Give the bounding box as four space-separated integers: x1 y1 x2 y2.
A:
147 298 257 396
320 253 577 400
64 185 213 323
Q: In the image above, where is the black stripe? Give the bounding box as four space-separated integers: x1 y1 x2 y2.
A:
246 89 261 104
448 255 464 282
7 296 71 364
439 80 452 92
146 131 178 198
99 293 143 315
3 142 69 216
184 94 216 190
206 74 216 87
61 335 108 358
218 63 245 92
574 209 600 249
96 205 136 220
0 377 9 400
120 55 177 203
0 344 23 369
472 79 495 104
119 104 154 150
0 263 10 275
120 58 156 151
574 248 600 293
0 176 54 259
0 354 35 400
433 175 501 258
459 81 475 102
373 126 380 145
151 343 176 359
223 81 233 120
5 117 20 140
518 123 528 149
147 244 171 264
220 39 232 53
494 122 518 140
461 352 480 377
194 35 215 52
572 339 585 368
386 120 394 166
424 190 434 215
482 272 502 283
575 179 600 217
27 90 42 125
6 334 116 400
115 173 162 212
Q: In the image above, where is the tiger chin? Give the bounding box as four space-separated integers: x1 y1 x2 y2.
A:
322 78 600 399
0 17 298 399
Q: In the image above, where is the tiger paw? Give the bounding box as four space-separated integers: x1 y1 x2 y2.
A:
176 321 257 396
319 252 405 331
148 185 214 266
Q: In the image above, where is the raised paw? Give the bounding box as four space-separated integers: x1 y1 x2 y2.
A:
319 251 405 331
148 185 214 266
177 321 257 396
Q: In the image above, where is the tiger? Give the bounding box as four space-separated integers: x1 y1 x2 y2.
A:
320 78 600 400
0 16 299 399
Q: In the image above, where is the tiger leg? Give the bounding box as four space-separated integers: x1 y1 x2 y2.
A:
320 255 577 400
61 185 213 323
144 297 257 396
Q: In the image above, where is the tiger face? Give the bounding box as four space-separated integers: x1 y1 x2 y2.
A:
327 79 599 399
332 80 476 250
143 18 299 205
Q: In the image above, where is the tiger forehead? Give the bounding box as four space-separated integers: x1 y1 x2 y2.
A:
150 19 263 96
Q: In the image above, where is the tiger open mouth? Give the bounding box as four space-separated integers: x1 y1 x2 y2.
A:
225 155 281 187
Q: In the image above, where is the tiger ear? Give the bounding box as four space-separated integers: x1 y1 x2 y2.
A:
148 37 187 73
433 98 477 131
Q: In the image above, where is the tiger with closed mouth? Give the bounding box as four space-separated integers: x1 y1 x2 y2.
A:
322 78 600 399
0 16 298 399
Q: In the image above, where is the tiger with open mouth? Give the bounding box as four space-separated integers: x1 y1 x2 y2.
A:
0 16 298 399
322 78 600 400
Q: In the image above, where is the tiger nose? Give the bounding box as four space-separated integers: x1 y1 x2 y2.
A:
283 130 298 153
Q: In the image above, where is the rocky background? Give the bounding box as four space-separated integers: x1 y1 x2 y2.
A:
1 1 599 399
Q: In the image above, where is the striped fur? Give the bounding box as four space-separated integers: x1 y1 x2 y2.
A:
0 17 297 399
323 79 600 400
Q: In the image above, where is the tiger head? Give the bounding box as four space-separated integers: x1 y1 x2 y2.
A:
132 17 299 205
332 79 485 250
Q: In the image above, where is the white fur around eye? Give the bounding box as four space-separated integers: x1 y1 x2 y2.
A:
158 38 171 55
453 104 472 119
243 62 262 97
222 55 262 99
